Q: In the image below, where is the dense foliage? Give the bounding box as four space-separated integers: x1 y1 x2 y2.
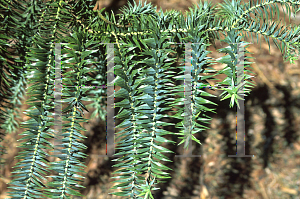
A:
0 0 299 198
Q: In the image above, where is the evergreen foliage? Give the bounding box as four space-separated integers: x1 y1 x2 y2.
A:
0 0 299 198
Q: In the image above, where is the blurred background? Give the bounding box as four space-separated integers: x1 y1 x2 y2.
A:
1 0 300 198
